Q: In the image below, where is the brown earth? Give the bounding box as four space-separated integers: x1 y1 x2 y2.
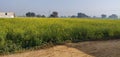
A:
1 40 120 57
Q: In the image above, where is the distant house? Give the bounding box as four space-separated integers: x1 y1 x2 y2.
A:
0 12 15 18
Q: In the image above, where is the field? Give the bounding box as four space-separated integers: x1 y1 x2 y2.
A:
0 18 120 54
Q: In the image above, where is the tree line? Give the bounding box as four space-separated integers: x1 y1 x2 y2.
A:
72 13 118 19
25 11 118 19
26 11 58 18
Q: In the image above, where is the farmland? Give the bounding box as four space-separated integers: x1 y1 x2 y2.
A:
0 18 120 54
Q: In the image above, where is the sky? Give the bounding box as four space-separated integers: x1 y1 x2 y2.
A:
0 0 120 17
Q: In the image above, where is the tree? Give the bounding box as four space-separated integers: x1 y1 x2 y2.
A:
93 16 97 18
77 13 89 18
101 14 107 18
71 15 76 18
36 14 41 17
41 15 46 18
26 12 36 17
36 14 46 18
49 11 58 17
109 14 118 19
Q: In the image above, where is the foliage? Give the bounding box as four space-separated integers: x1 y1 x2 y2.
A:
0 18 120 54
26 12 36 17
77 13 89 18
49 11 58 17
101 14 107 18
109 14 118 19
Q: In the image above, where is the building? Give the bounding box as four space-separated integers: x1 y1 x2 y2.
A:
0 12 15 18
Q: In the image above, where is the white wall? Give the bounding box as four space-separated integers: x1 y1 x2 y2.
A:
0 12 15 18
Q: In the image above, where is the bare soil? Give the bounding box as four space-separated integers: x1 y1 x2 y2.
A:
1 40 120 57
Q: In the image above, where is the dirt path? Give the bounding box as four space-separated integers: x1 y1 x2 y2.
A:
1 40 120 57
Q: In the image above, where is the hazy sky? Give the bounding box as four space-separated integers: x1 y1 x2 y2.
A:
0 0 120 17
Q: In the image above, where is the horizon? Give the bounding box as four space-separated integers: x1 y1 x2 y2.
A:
0 0 120 17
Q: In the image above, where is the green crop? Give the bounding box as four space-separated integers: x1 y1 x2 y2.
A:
0 18 120 54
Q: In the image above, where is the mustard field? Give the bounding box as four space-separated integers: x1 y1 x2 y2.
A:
0 18 120 54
